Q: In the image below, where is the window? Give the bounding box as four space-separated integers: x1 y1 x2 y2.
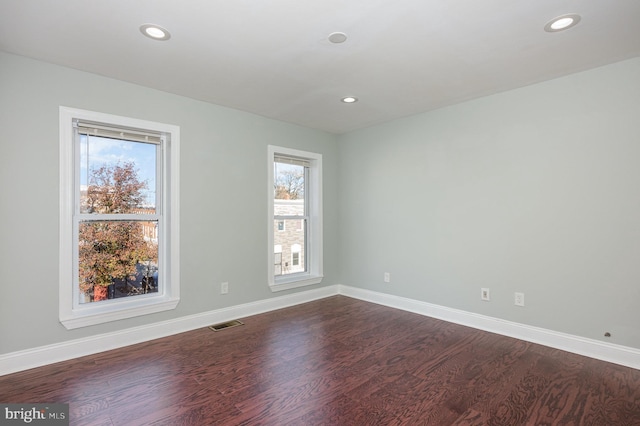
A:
59 107 180 329
267 146 322 291
291 244 301 268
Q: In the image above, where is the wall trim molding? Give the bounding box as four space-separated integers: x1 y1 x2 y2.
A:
3 284 640 375
0 285 338 376
337 285 640 370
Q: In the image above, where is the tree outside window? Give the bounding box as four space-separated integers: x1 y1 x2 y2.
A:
78 161 158 302
273 160 306 276
60 106 180 329
268 146 322 292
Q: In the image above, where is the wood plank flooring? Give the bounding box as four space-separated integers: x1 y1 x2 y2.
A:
2 295 640 425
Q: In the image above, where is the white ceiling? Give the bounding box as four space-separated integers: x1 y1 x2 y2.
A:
1 1 639 134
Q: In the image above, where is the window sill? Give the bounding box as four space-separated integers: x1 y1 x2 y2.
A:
60 296 180 330
270 274 324 292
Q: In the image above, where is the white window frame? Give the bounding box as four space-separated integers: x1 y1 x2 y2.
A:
268 145 323 291
59 107 180 329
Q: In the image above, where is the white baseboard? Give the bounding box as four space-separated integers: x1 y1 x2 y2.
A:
3 283 639 376
0 285 338 376
337 285 640 370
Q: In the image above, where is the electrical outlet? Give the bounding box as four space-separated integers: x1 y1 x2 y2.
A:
481 288 490 301
514 292 524 306
384 272 391 283
221 282 229 295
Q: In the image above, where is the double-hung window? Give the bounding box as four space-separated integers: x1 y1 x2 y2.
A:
59 107 180 329
267 146 322 291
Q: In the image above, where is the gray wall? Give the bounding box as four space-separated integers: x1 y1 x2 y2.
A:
2 50 640 356
337 57 640 349
0 52 339 354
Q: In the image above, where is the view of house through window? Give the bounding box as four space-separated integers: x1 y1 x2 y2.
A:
267 145 321 292
77 128 160 303
273 157 307 276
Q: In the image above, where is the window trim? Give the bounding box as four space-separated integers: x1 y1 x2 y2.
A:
59 106 180 329
267 145 323 292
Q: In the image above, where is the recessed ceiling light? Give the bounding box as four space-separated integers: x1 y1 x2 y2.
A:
341 96 358 103
544 14 581 32
140 24 171 41
328 32 348 44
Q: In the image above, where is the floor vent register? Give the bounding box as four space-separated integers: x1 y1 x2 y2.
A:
209 320 244 332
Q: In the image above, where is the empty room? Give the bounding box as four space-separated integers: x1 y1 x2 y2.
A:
1 1 640 424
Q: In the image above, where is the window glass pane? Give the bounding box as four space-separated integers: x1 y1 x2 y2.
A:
273 219 306 275
274 251 282 276
80 135 157 214
78 220 158 304
274 162 304 216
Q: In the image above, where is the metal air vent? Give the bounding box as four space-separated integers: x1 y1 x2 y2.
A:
209 320 244 332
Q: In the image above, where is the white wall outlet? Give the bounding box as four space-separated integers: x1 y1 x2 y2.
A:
384 272 391 283
221 282 229 295
481 288 490 301
515 292 524 306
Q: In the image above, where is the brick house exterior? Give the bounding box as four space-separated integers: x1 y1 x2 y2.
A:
274 199 305 275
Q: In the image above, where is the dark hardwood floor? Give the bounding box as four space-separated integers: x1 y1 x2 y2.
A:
2 295 640 425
